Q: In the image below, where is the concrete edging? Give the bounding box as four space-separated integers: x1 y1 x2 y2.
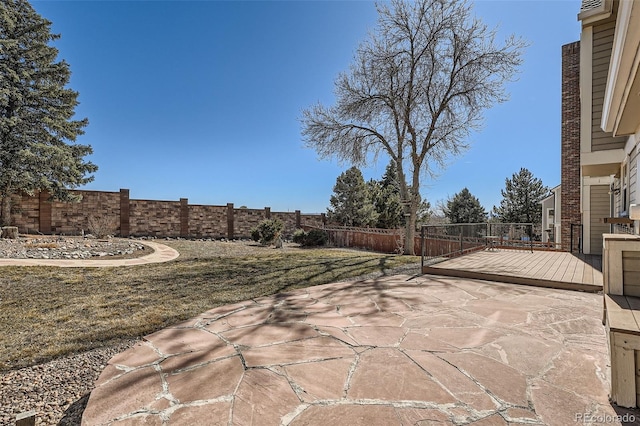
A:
0 240 179 267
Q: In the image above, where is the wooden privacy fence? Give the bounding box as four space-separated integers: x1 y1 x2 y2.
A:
321 227 406 254
306 226 422 255
307 225 523 256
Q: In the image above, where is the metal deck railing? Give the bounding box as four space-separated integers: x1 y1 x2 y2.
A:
420 223 537 268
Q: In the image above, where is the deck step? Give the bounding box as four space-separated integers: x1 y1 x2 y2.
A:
422 266 602 293
421 249 603 293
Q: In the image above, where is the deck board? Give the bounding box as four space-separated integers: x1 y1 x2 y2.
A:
423 249 603 293
572 259 585 284
528 252 557 279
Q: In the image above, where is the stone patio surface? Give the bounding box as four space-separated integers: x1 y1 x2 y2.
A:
83 274 639 425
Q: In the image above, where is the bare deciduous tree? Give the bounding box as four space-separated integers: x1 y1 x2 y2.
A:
301 0 526 254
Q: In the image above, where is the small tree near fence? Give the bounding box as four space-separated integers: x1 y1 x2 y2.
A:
87 215 117 239
251 219 284 246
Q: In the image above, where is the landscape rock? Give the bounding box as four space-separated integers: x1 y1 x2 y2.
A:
0 236 146 259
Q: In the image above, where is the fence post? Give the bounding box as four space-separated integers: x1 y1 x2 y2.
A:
570 224 574 253
529 223 533 253
180 198 189 237
227 203 234 239
460 231 463 256
420 226 425 269
119 189 130 237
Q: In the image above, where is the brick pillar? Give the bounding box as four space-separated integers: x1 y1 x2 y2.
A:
180 198 189 237
39 191 52 234
227 203 234 239
561 41 582 252
119 189 130 237
264 207 271 219
295 210 301 228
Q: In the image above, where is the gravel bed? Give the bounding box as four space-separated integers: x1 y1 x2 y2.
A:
0 339 138 426
0 236 147 260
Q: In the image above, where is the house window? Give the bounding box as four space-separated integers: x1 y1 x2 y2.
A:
547 208 555 225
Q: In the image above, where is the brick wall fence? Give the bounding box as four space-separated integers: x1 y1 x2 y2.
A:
561 41 582 252
9 188 326 239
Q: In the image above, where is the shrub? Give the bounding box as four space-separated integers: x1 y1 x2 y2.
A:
305 229 328 246
250 219 284 245
292 229 306 245
292 228 328 247
87 215 117 238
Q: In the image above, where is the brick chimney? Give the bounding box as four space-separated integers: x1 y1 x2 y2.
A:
560 41 582 252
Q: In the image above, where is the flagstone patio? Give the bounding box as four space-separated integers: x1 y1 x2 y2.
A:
82 274 640 425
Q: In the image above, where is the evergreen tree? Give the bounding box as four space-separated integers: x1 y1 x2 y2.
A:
415 195 432 225
368 160 432 229
0 0 97 225
443 188 487 223
493 168 548 224
328 167 378 227
372 161 404 229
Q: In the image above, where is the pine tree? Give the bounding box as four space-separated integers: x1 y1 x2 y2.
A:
0 0 97 225
369 160 432 229
372 161 404 229
493 168 548 224
443 188 487 223
328 167 378 227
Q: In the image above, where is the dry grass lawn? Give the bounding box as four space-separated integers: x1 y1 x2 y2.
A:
0 240 419 371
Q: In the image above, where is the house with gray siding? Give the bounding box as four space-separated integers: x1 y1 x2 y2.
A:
541 185 561 246
562 0 640 254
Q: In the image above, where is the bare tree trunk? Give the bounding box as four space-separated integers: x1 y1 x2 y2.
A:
396 162 420 256
404 166 422 256
395 161 412 255
404 205 416 255
0 194 11 227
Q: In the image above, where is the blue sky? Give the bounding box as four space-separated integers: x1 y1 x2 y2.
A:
32 0 581 214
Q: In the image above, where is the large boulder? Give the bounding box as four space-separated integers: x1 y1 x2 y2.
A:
1 226 19 239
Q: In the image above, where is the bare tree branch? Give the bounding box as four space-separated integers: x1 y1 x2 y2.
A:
300 0 527 254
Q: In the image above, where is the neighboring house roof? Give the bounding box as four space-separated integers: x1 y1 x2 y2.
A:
541 194 554 204
578 0 612 23
540 185 561 205
581 0 603 12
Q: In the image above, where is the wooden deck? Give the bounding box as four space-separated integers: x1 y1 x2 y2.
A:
422 249 603 293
